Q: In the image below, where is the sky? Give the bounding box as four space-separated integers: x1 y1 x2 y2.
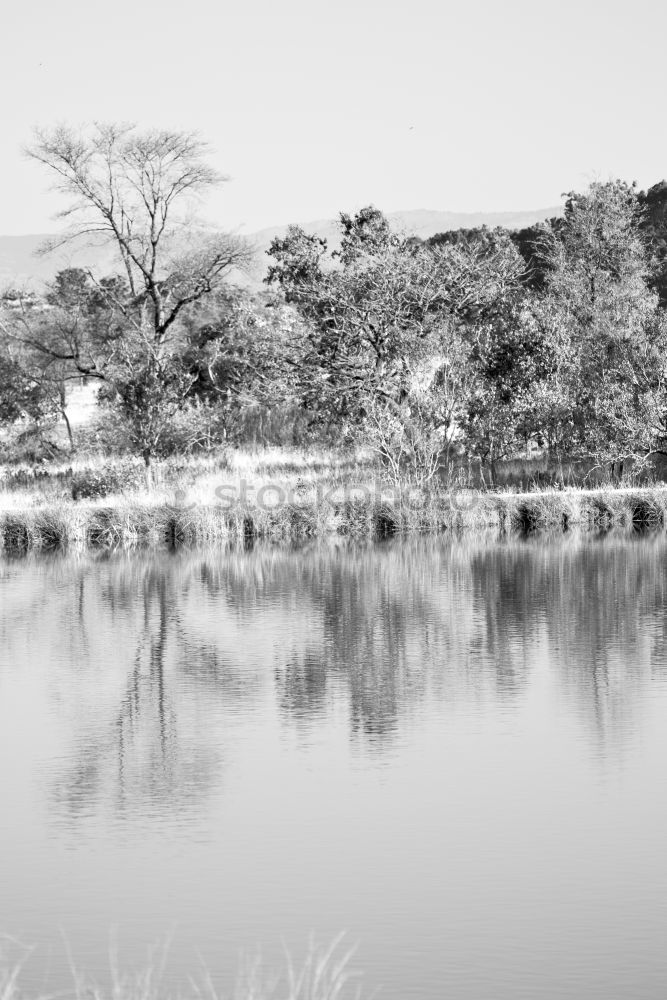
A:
2 0 667 236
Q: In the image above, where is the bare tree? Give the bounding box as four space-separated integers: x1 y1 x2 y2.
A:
27 124 250 335
21 123 253 466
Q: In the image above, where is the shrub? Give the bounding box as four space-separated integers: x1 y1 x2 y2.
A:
72 405 133 458
70 462 146 500
0 422 61 464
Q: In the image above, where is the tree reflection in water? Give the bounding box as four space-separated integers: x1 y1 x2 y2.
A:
2 531 665 826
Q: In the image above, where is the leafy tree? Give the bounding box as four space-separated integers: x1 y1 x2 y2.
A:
46 267 91 311
540 179 667 471
3 269 129 451
268 210 527 475
336 205 400 265
0 349 49 426
461 297 575 481
638 180 667 306
179 287 303 444
265 226 328 301
509 221 561 290
428 222 559 290
427 225 493 250
364 323 474 483
0 284 84 450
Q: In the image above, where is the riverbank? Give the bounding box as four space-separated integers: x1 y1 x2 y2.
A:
1 482 666 552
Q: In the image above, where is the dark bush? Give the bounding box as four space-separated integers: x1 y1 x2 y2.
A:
71 463 145 500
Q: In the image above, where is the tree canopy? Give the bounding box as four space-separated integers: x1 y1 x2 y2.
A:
4 152 667 483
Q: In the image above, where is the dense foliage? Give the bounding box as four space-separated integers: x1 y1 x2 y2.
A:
263 183 667 481
2 133 667 484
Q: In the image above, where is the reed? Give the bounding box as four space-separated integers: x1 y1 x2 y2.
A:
0 935 365 1000
2 484 667 553
0 937 35 1000
0 961 23 1000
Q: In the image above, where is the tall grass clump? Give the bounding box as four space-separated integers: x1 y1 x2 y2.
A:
496 492 580 533
162 504 234 548
197 935 365 1000
578 487 667 530
625 490 667 527
0 937 33 1000
0 961 22 1000
1 514 32 552
232 501 325 544
0 935 367 1000
33 508 80 550
3 480 667 553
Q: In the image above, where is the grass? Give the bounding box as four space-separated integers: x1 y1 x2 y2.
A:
493 485 667 532
1 447 667 552
0 934 365 1000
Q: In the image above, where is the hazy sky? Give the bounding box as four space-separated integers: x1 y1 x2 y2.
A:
2 0 666 235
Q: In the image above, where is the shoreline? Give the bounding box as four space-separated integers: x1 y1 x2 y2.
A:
1 484 667 552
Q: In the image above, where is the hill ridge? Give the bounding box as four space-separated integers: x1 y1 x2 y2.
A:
0 205 563 286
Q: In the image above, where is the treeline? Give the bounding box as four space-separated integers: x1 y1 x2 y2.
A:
2 122 667 484
428 180 667 301
263 182 667 482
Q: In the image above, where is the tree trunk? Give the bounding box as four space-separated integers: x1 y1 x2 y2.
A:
143 449 154 489
61 408 74 452
59 385 75 452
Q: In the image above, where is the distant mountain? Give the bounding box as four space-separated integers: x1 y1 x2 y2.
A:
0 234 114 287
389 207 564 236
0 206 563 287
246 207 562 277
249 206 563 251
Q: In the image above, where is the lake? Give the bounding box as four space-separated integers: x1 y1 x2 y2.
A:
1 533 667 999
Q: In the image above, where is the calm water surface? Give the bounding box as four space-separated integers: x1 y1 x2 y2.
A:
1 534 667 999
